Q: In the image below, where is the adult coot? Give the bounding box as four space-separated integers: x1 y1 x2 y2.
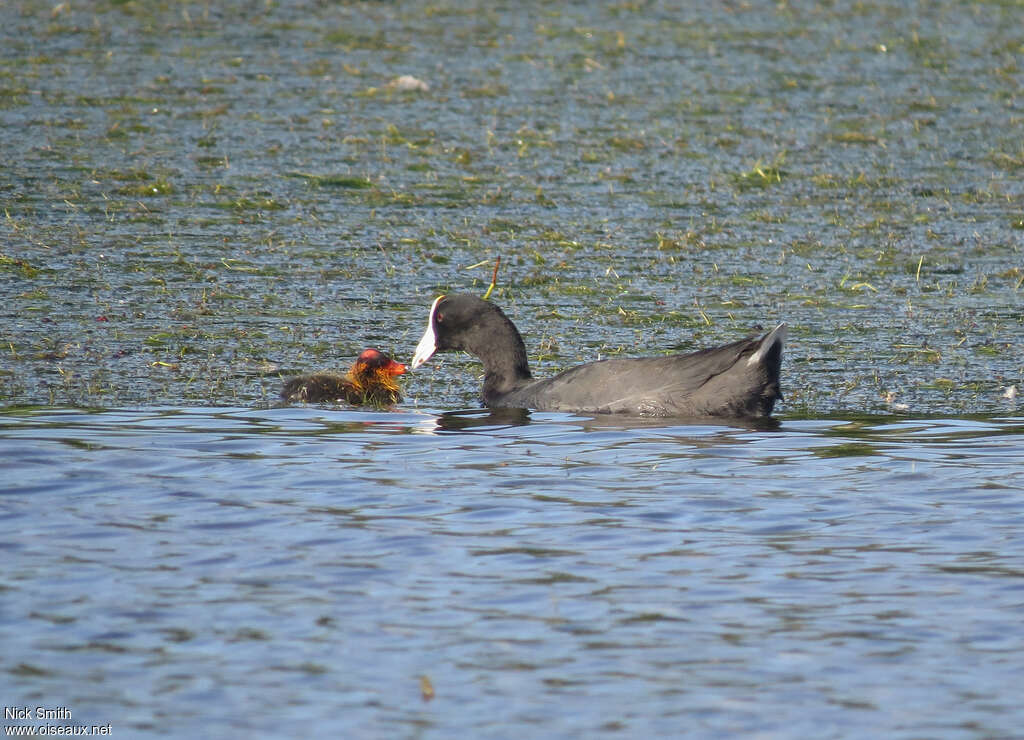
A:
281 348 407 406
411 294 786 418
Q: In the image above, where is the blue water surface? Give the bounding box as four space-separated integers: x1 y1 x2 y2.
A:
2 407 1023 738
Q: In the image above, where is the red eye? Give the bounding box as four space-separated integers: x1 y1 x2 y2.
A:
436 313 444 323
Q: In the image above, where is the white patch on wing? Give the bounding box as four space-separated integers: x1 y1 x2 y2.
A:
411 295 444 369
748 322 788 367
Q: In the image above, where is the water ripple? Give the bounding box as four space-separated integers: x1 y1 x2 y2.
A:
2 408 1024 736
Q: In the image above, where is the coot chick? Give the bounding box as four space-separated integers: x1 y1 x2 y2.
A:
281 348 407 406
411 294 786 418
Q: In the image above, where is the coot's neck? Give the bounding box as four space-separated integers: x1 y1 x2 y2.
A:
469 304 533 403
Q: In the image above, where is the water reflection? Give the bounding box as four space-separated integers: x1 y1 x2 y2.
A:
433 407 532 432
1 407 1024 737
425 406 782 435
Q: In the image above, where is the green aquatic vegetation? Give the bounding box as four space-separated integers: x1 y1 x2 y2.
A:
95 168 154 182
814 442 879 458
614 306 708 330
323 29 397 51
733 156 786 191
347 187 417 207
0 85 30 107
0 1 1019 415
381 124 410 145
0 254 39 278
463 83 507 98
905 33 954 70
606 135 646 151
219 259 282 277
287 172 373 189
144 333 175 348
413 182 478 205
654 232 698 251
894 345 943 365
485 218 521 234
116 180 173 197
657 310 708 329
210 196 287 211
830 131 880 145
749 210 787 224
520 270 555 287
534 188 556 207
194 156 228 169
974 344 1007 357
17 288 48 301
530 231 580 250
990 151 1024 171
559 284 598 297
905 96 940 112
727 274 766 288
598 170 636 186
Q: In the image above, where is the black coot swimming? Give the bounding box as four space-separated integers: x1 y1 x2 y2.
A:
410 294 786 418
281 348 407 406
